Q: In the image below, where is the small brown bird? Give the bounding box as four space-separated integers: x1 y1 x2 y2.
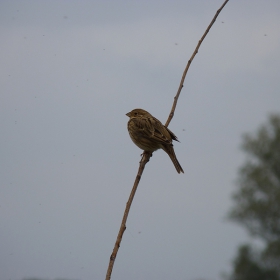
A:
126 108 184 174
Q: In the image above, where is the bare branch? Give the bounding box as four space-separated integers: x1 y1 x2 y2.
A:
165 0 229 127
105 152 151 280
105 1 229 279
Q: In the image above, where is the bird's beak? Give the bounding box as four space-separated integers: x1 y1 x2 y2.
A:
126 112 130 117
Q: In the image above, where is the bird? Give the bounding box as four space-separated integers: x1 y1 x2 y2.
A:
126 108 184 174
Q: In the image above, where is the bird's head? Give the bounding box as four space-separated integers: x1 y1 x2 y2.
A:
126 108 150 119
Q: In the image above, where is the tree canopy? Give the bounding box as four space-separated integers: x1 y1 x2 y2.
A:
228 114 280 279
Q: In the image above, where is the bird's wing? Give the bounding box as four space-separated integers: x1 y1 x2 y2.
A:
165 127 179 142
132 116 179 145
148 117 173 145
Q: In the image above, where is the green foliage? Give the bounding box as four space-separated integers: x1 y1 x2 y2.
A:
227 114 280 279
229 245 279 280
229 114 280 241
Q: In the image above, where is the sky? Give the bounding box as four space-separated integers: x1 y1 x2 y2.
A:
1 1 280 280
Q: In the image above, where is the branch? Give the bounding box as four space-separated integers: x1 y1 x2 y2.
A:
105 152 151 280
165 0 229 127
105 1 229 279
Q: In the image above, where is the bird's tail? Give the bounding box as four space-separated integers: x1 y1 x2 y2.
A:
164 146 184 174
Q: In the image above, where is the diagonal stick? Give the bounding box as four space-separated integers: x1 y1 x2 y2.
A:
105 1 229 279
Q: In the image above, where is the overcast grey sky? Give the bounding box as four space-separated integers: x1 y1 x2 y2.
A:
1 1 280 280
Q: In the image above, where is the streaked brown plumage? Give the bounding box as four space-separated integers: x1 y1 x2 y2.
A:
126 108 184 174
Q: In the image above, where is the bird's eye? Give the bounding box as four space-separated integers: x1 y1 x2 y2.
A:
134 112 138 116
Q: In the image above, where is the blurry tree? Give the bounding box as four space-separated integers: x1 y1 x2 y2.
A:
228 244 279 280
227 114 280 280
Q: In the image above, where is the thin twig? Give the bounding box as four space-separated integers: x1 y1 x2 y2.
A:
105 1 229 279
165 0 229 127
105 152 151 280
